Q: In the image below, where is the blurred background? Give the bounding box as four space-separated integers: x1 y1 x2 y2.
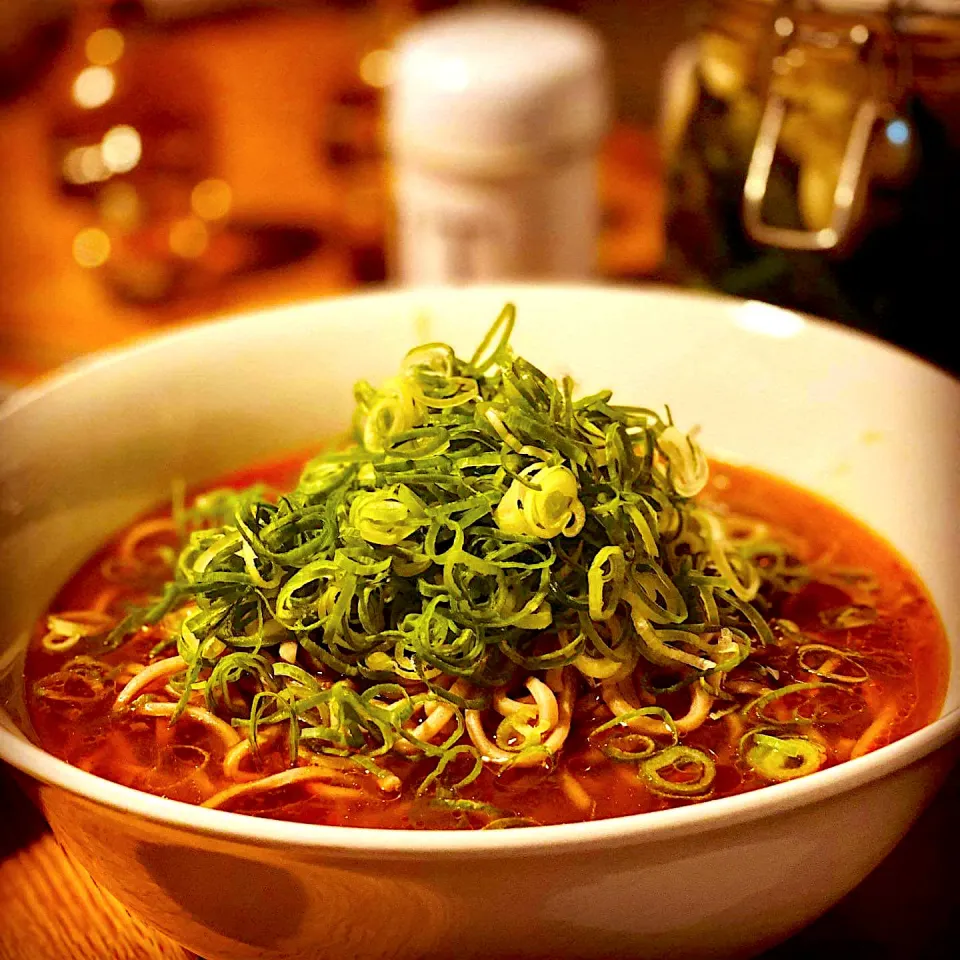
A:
2 0 955 391
0 0 671 385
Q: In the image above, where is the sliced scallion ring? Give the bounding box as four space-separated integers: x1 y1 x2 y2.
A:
640 745 716 797
739 728 826 782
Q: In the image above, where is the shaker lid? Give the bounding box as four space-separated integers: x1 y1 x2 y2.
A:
388 4 609 167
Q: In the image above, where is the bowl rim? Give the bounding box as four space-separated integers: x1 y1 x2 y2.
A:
3 697 959 858
2 283 958 859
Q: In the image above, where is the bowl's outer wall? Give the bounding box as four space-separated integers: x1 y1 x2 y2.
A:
2 286 959 959
36 746 959 960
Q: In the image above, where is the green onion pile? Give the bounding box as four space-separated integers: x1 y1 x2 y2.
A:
109 304 831 798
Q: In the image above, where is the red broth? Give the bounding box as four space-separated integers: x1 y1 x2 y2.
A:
24 458 949 829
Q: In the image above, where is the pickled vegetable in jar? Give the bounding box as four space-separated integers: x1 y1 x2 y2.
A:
663 0 960 373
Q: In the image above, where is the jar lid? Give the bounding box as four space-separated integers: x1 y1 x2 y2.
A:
387 5 609 169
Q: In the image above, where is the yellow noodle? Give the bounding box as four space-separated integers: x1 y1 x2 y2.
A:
725 679 770 696
494 677 559 729
394 679 470 755
467 669 575 766
134 701 241 749
118 518 178 563
222 726 284 780
724 711 745 742
601 676 668 735
850 701 898 760
91 586 124 614
41 611 115 653
201 766 366 809
464 711 516 763
114 656 188 707
300 749 401 793
559 769 594 813
674 683 715 734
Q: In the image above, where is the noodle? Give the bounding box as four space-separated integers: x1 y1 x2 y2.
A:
559 770 594 813
114 656 188 707
222 726 284 780
412 679 471 744
202 766 366 810
850 701 898 759
41 611 115 653
601 677 665 734
674 683 714 735
118 518 178 563
133 701 241 749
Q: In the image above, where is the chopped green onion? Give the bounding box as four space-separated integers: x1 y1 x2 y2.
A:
105 304 799 790
589 706 678 761
743 681 863 726
797 643 870 684
740 728 825 781
818 604 878 629
640 745 716 797
482 816 541 829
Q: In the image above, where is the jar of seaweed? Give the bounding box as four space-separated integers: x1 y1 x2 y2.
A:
662 0 960 372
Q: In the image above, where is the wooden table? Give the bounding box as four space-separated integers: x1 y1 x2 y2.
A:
0 766 192 960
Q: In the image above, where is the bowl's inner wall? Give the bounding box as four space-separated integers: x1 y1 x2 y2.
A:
2 287 958 737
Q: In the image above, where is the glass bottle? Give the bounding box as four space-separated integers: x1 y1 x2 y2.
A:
663 0 960 372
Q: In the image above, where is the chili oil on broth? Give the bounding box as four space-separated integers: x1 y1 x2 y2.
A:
23 456 949 831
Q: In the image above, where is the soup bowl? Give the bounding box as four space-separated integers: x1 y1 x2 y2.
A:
1 285 958 960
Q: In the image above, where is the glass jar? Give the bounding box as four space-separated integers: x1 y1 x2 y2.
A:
663 0 960 372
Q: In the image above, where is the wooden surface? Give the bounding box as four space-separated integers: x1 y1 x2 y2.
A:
0 766 193 960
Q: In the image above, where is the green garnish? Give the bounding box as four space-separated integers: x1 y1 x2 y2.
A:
110 304 820 794
743 681 864 726
640 744 716 797
796 643 870 684
739 727 826 782
481 816 541 829
588 706 678 761
818 604 879 630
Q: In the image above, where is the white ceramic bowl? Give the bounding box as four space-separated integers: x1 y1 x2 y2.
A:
1 286 958 960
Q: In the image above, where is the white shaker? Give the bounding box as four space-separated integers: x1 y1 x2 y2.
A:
387 4 610 284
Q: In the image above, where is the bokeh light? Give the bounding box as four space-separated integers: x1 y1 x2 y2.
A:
774 17 793 38
73 228 111 268
73 66 115 109
98 182 142 230
886 119 910 146
62 146 110 185
169 217 209 258
360 49 394 88
101 126 142 174
85 28 125 66
190 179 232 221
850 24 869 45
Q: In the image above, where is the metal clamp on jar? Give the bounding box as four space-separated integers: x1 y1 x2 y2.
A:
663 0 960 372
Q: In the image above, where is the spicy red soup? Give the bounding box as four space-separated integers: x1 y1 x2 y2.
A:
25 458 948 830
